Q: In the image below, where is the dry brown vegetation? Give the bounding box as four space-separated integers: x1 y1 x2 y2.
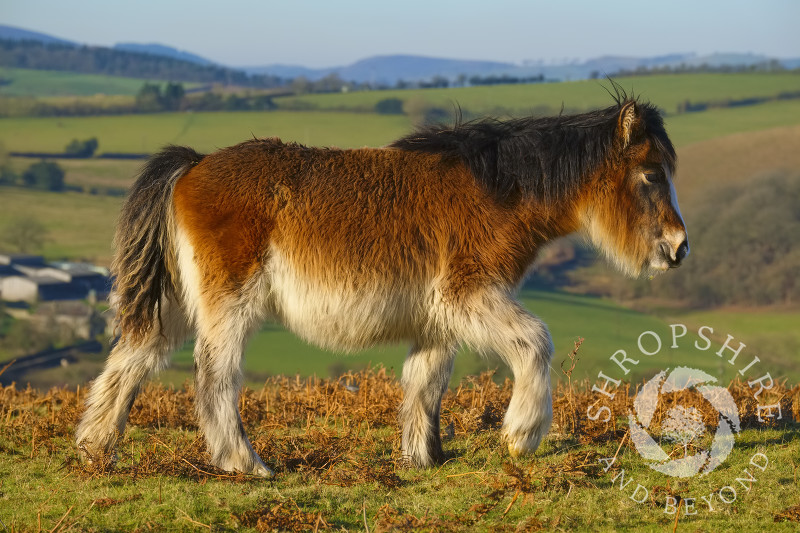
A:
1 365 798 530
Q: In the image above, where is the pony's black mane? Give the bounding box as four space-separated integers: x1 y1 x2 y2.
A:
390 97 675 202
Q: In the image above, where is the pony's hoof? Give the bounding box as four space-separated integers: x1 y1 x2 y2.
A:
503 423 549 458
508 442 525 459
252 463 275 479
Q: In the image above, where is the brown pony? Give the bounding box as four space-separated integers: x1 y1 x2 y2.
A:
76 97 688 477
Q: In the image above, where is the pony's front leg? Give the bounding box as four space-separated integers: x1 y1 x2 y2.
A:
193 320 273 478
462 294 554 457
400 344 456 467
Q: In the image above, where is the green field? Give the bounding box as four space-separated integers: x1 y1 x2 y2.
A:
666 307 800 382
0 67 154 97
0 188 120 263
274 73 800 116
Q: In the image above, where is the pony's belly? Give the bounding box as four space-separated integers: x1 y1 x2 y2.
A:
266 254 420 351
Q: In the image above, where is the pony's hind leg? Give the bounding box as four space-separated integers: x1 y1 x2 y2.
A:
76 297 190 460
459 291 554 457
400 344 456 467
192 296 273 478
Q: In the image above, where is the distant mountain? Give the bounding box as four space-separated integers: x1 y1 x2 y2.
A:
0 24 75 46
113 43 215 66
578 53 696 74
245 64 329 81
782 58 800 70
247 55 516 85
340 55 515 85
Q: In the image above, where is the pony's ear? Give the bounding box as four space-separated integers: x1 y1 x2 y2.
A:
618 101 637 149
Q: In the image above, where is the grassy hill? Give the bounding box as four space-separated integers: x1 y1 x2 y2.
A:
671 123 800 202
0 67 151 97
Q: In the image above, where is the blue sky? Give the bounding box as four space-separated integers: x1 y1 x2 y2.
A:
2 0 799 68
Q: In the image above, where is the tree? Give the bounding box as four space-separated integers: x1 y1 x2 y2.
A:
0 142 15 185
162 82 186 111
313 73 347 93
0 166 17 185
135 82 164 112
0 216 49 253
224 94 250 111
64 137 98 157
290 76 312 95
22 160 65 191
375 98 404 115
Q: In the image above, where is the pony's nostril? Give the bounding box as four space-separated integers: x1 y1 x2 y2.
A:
659 242 671 261
675 240 689 263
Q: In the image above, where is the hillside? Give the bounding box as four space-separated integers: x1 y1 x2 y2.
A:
0 67 157 97
0 39 283 87
113 43 214 66
0 24 75 45
674 123 800 202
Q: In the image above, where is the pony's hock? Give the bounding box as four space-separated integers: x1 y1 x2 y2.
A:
76 96 688 476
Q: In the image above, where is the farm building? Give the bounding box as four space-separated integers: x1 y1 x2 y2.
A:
0 254 110 303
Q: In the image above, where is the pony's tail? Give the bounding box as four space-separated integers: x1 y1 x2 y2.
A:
112 145 204 344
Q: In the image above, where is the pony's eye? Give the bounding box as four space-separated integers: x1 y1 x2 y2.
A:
643 171 664 184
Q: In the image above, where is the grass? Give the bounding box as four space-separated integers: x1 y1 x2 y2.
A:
665 99 800 147
273 73 800 116
0 367 798 531
664 307 800 384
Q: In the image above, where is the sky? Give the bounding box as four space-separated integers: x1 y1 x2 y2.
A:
2 0 799 68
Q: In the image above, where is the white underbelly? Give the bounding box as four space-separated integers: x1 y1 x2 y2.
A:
265 250 421 352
